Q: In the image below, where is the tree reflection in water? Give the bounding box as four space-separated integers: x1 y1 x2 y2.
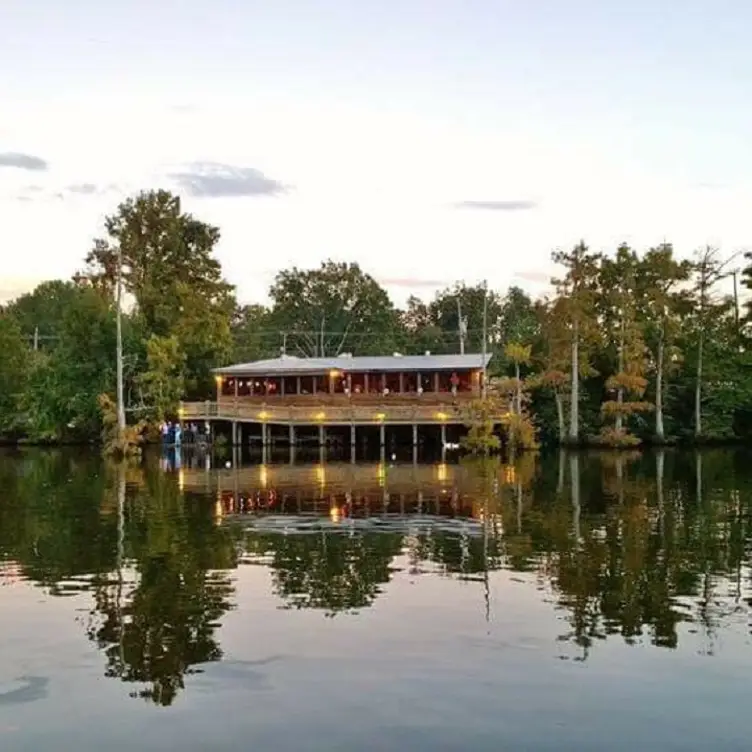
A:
1 447 752 705
87 465 236 706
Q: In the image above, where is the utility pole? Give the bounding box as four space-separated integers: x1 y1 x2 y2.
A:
457 298 466 355
115 243 126 436
481 281 488 400
732 269 740 339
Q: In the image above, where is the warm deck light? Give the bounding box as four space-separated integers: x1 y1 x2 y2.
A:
215 375 223 385
375 413 385 421
177 407 185 419
258 411 269 420
259 465 268 488
178 469 185 491
329 505 342 523
329 369 340 378
437 463 448 481
435 411 448 421
316 464 326 486
315 411 326 421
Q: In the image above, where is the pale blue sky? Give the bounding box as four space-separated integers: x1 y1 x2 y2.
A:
1 0 750 304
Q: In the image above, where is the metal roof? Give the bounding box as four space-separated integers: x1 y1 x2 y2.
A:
215 353 492 375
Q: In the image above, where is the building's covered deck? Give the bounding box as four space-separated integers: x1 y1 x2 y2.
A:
214 353 489 400
180 353 496 437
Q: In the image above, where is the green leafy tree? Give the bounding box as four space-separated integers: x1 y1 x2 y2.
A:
551 242 602 443
267 260 401 356
0 313 30 436
135 335 186 423
23 286 118 441
685 246 736 438
498 286 539 358
84 189 235 396
5 279 82 346
231 303 277 362
399 295 446 354
534 298 572 443
427 283 502 356
636 244 691 442
597 245 653 445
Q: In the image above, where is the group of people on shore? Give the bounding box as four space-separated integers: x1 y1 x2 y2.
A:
160 421 207 447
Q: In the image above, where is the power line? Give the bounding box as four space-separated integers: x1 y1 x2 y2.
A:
234 327 501 339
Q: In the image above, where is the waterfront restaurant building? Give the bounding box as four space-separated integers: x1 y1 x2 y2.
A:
181 352 491 448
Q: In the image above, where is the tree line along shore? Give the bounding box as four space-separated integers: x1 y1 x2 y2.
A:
1 188 750 449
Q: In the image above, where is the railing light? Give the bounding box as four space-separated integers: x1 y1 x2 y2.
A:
258 411 269 420
315 411 326 421
375 413 385 421
436 411 448 421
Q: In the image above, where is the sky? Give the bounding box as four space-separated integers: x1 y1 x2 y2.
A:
1 0 751 307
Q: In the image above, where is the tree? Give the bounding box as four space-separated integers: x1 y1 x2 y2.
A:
687 247 735 438
84 189 235 396
267 261 401 356
498 286 539 356
535 298 571 443
231 304 276 362
597 245 653 445
5 280 82 346
23 286 118 441
0 313 30 436
427 283 502 356
399 296 445 355
136 335 186 424
551 242 601 443
461 396 503 455
636 244 691 442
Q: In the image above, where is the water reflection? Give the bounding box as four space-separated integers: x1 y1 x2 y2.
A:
0 448 751 708
86 468 236 705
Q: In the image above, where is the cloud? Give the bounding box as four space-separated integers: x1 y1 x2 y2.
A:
171 104 198 114
66 182 99 195
454 199 537 211
0 152 48 171
512 270 552 284
11 182 120 202
379 277 451 288
169 162 287 198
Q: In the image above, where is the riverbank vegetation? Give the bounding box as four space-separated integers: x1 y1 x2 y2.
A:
1 188 751 447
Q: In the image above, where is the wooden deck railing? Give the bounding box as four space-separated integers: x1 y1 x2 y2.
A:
181 398 473 425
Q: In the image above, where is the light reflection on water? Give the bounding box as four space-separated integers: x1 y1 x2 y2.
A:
0 448 751 750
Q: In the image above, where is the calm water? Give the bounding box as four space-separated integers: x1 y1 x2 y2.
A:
1 448 751 751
